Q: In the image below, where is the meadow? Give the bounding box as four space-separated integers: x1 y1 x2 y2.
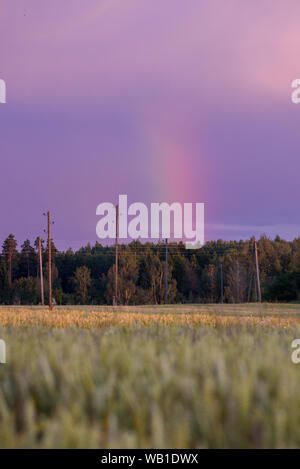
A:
0 304 300 448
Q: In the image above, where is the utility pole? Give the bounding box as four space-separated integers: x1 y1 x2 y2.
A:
220 263 223 304
47 212 53 310
236 260 240 303
44 211 53 310
254 237 262 303
247 239 255 302
8 253 12 286
38 237 44 306
165 238 168 305
114 204 119 306
24 245 30 278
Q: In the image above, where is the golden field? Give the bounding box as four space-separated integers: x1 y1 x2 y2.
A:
0 303 299 329
0 303 300 448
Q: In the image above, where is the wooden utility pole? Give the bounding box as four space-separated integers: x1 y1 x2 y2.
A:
44 211 53 310
38 237 44 306
248 238 262 304
114 204 119 306
236 260 240 303
247 239 255 302
8 253 12 285
220 263 223 304
165 238 168 305
254 237 262 303
48 212 53 310
25 248 30 278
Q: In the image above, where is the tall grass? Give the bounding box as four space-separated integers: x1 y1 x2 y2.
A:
0 321 300 448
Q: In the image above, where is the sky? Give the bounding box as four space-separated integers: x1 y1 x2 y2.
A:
1 0 300 251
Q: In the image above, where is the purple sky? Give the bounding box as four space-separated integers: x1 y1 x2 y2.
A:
1 0 300 251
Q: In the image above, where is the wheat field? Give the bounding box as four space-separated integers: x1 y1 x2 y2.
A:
0 304 300 448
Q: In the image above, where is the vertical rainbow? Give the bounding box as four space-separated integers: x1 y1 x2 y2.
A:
148 120 207 203
144 116 211 243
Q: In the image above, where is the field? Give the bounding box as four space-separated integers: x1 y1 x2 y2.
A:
0 304 300 448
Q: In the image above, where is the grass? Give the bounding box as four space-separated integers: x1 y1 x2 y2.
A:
0 304 300 448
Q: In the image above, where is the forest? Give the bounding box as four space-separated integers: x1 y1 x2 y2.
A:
0 234 299 305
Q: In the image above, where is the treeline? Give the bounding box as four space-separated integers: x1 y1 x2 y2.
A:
0 234 300 305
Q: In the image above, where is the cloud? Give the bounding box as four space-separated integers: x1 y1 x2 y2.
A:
2 0 300 109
